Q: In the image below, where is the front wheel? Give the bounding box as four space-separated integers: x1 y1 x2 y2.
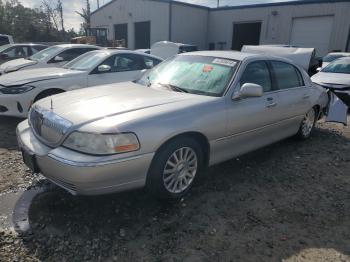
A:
296 107 317 140
146 137 204 199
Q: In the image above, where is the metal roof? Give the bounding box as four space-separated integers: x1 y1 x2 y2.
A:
91 0 350 15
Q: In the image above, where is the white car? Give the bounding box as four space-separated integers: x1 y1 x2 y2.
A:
0 50 162 117
321 52 350 69
0 44 100 75
312 57 350 124
151 41 198 59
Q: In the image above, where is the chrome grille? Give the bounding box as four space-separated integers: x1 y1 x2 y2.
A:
29 106 72 145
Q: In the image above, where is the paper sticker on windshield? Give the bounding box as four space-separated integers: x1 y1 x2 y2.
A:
212 58 236 67
202 64 213 72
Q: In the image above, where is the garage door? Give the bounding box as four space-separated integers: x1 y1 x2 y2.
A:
290 16 334 56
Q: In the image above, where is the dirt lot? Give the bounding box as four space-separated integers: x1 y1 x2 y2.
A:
0 115 349 262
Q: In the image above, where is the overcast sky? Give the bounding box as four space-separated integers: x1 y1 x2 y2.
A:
18 0 300 30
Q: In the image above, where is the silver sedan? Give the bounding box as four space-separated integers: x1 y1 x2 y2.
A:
17 51 328 199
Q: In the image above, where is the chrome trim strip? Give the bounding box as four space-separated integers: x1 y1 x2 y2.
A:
47 152 154 167
216 115 303 141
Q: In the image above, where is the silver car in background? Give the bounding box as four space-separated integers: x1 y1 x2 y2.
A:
17 51 328 199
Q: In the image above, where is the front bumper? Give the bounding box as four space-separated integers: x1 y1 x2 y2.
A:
16 120 155 195
0 93 32 118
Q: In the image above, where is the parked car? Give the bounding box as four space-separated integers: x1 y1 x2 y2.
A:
151 41 198 59
320 52 350 69
312 57 350 111
0 50 162 117
0 44 100 75
0 43 48 65
0 34 14 46
17 51 328 199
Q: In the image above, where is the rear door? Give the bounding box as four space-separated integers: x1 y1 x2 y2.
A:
270 60 312 131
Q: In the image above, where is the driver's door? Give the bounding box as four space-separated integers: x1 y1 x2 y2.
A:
220 60 283 160
87 53 149 87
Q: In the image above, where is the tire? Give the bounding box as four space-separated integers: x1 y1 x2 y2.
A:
34 89 64 103
146 137 204 200
296 107 317 140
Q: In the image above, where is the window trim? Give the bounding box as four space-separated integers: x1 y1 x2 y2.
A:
268 60 305 91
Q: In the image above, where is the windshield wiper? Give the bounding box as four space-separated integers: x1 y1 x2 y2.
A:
157 83 189 93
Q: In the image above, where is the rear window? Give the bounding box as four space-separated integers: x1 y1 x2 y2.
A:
0 36 10 46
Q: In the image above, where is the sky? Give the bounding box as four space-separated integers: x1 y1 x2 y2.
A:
18 0 301 30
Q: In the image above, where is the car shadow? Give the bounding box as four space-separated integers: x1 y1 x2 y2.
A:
11 127 350 261
0 116 23 150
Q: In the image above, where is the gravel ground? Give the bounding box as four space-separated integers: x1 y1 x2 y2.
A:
0 116 349 262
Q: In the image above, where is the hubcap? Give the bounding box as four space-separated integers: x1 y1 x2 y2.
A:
163 147 198 194
302 109 316 137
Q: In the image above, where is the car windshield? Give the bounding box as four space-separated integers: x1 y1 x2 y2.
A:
137 55 238 97
323 54 347 62
29 46 62 61
0 44 10 53
321 59 350 74
63 51 109 71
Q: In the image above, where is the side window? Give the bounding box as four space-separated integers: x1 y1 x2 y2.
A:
240 61 272 92
55 48 95 62
143 56 162 69
271 61 304 90
113 54 143 72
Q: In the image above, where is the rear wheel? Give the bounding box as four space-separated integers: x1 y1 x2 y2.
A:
296 107 317 140
146 137 204 199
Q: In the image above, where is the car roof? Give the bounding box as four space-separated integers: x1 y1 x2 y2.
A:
54 44 99 48
6 43 48 47
180 50 260 61
327 52 350 56
87 49 163 60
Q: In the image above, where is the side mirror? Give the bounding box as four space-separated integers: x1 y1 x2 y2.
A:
145 61 154 69
97 64 111 73
316 67 321 72
233 83 263 100
54 55 64 62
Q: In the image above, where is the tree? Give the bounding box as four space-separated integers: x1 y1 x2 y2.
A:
76 0 91 36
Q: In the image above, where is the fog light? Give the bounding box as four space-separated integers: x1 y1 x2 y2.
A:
17 102 23 113
0 105 8 112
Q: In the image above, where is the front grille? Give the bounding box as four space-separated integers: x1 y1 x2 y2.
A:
29 106 72 145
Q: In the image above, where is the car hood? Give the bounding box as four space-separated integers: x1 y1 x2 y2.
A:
0 58 37 73
0 67 85 86
311 72 350 86
36 82 200 126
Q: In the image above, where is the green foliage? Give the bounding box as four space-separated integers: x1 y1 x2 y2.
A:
0 0 77 42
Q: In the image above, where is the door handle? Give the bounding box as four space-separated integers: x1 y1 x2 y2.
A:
266 102 277 108
303 94 310 99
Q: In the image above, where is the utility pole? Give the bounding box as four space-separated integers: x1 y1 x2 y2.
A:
97 0 100 8
217 0 220 8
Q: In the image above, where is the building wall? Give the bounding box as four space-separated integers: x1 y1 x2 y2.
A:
90 0 170 49
208 2 350 55
171 3 209 50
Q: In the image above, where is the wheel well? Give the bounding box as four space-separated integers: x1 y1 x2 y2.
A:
156 132 210 167
34 88 65 103
313 104 321 119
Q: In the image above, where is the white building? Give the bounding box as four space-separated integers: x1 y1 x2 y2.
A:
91 0 350 56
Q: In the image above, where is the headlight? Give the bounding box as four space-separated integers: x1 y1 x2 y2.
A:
0 85 35 94
63 132 140 155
